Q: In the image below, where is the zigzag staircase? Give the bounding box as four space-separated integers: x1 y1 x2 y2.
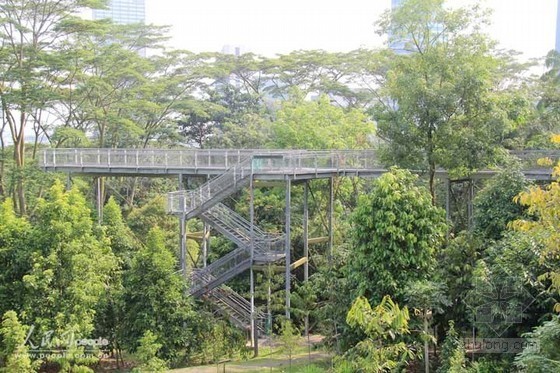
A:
171 155 284 332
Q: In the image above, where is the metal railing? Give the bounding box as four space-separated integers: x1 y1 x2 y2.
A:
167 155 253 217
206 286 265 332
41 148 383 174
510 150 560 168
190 247 252 296
202 203 284 254
167 150 381 216
41 148 268 170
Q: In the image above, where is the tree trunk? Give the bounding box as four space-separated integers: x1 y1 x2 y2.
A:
427 124 436 205
15 111 26 216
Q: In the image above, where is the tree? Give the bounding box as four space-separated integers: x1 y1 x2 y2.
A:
346 168 447 306
464 231 551 338
515 316 560 372
102 196 137 263
0 199 32 317
270 92 374 149
131 330 168 373
0 311 34 373
374 0 525 200
335 295 413 372
23 181 117 338
404 280 451 373
120 228 197 363
437 321 462 373
512 139 560 311
473 166 531 240
0 0 106 214
278 318 300 371
533 50 560 147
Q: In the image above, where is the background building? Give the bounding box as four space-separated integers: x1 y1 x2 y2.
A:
93 0 145 24
556 0 560 51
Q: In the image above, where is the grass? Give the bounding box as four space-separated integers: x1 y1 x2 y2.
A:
168 336 332 373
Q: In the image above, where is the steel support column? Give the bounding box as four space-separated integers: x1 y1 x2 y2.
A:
285 178 291 319
328 177 334 259
303 181 309 336
179 174 187 277
445 178 451 222
249 171 258 356
97 177 103 224
202 223 209 268
468 179 474 230
202 175 209 268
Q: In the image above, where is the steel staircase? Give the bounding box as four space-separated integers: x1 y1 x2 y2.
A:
168 154 284 333
204 285 266 333
189 203 284 297
171 155 254 220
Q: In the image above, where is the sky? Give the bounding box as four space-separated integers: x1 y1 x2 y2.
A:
145 0 558 65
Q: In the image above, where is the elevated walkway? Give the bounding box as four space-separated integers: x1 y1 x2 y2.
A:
41 148 560 181
39 147 560 335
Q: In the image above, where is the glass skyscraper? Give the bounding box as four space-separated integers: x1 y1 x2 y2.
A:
93 0 145 24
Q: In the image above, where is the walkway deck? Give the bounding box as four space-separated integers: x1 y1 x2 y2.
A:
40 148 560 180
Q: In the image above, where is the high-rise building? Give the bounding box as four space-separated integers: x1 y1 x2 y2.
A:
556 0 560 51
390 0 406 52
93 0 145 24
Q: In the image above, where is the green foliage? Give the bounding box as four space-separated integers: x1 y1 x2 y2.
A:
448 342 467 373
199 321 231 365
468 357 512 373
0 311 34 373
0 199 32 316
375 0 525 197
437 232 483 329
405 280 451 316
23 181 117 337
437 321 461 373
513 158 560 311
473 166 531 240
131 330 168 373
270 93 374 149
127 195 178 249
465 231 552 338
335 295 413 372
347 168 447 305
103 196 137 263
278 318 300 368
120 227 196 363
197 317 245 365
515 316 560 372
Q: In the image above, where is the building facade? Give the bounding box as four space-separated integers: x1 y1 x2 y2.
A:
93 0 145 24
556 0 560 51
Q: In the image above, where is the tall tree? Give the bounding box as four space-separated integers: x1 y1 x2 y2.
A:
22 181 117 338
0 199 32 317
512 138 560 312
346 168 447 306
120 228 197 363
374 0 525 200
0 0 105 214
270 92 375 149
